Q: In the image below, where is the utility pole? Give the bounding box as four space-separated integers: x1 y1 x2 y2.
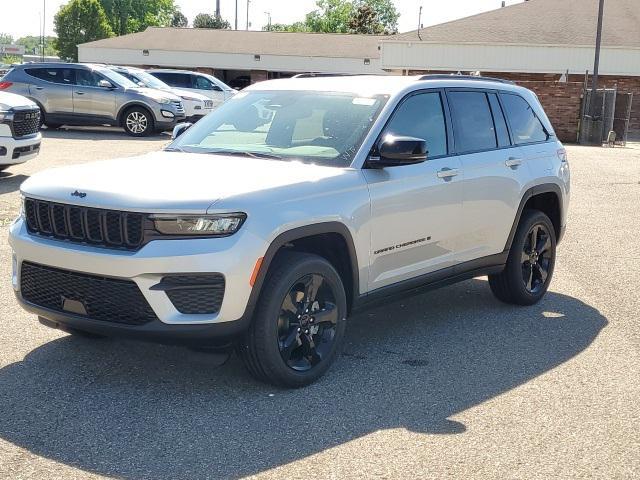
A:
590 0 605 116
235 0 238 29
215 0 221 18
246 0 250 30
42 0 46 62
264 12 271 31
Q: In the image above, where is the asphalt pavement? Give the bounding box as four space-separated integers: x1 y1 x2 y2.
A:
0 129 638 479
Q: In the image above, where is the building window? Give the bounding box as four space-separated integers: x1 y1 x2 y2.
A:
254 54 261 61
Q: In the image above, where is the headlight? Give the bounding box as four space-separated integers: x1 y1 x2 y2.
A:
0 110 10 121
155 97 173 105
151 213 246 236
180 95 199 102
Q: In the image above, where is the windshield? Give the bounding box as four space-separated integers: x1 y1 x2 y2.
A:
127 70 170 90
96 68 139 89
169 90 387 167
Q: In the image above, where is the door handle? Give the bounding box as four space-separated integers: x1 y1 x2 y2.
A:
34 86 44 90
505 157 523 167
75 91 85 95
437 168 459 179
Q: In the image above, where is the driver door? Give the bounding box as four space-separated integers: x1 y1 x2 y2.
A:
72 69 117 120
363 90 464 291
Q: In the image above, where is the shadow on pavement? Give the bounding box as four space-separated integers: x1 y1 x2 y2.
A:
0 279 606 479
0 173 28 195
41 127 170 142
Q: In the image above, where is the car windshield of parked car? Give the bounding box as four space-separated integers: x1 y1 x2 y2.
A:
130 70 171 90
96 68 139 89
169 90 387 167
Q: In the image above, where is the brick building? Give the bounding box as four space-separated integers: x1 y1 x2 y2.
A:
381 0 640 142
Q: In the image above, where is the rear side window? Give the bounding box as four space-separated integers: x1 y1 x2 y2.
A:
152 72 190 88
447 91 496 153
382 92 448 158
500 93 549 144
487 93 511 147
25 68 75 85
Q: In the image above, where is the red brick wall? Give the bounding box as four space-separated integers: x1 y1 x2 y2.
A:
408 70 640 142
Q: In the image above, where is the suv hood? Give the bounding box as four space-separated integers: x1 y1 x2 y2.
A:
0 91 37 110
130 87 181 103
19 151 347 214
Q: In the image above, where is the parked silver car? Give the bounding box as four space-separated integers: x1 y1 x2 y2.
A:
1 63 185 136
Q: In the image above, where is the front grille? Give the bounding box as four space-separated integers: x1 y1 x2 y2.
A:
11 109 40 138
24 198 144 250
20 262 158 326
159 274 225 314
171 100 185 115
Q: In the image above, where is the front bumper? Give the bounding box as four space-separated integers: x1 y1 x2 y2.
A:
9 217 264 339
0 133 41 166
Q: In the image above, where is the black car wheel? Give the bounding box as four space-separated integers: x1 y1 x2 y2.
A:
237 251 347 388
123 107 154 137
489 210 556 305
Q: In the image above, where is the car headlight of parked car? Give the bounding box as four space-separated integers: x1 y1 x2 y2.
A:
0 109 12 121
180 95 200 102
155 97 174 105
151 213 246 236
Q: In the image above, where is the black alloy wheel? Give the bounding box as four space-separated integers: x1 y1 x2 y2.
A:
277 273 339 372
521 223 552 294
489 209 556 305
237 251 347 387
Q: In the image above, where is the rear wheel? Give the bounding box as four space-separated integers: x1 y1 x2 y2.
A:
123 107 154 137
489 210 556 305
237 251 347 388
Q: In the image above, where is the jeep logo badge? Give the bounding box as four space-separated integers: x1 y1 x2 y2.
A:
71 190 87 198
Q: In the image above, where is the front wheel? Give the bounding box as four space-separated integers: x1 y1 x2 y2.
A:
237 251 347 388
123 107 154 137
489 210 556 305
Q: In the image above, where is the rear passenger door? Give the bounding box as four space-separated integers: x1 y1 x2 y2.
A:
25 67 75 114
364 90 464 291
446 89 529 262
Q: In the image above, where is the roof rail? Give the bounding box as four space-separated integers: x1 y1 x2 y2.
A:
418 74 515 85
292 73 366 78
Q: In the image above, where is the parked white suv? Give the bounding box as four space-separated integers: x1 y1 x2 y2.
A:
0 91 41 171
9 75 570 387
147 69 235 109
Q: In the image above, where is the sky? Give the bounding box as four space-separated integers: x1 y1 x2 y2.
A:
0 0 525 40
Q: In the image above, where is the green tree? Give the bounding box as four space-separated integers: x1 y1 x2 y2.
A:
1 54 22 65
0 33 14 44
263 22 308 32
16 36 59 56
54 0 114 61
358 0 399 33
99 0 175 35
305 0 353 33
171 9 188 27
193 13 230 29
348 3 383 34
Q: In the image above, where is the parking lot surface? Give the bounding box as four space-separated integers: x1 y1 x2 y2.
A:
0 129 638 479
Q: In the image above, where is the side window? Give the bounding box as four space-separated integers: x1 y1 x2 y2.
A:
500 93 549 144
447 91 496 153
154 72 188 88
75 69 101 87
487 93 511 147
25 68 75 85
192 75 213 90
382 92 447 158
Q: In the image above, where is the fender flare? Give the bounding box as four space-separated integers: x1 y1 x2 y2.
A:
504 183 564 251
239 222 360 322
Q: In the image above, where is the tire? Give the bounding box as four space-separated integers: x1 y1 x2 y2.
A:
123 106 154 137
489 209 556 305
237 251 348 388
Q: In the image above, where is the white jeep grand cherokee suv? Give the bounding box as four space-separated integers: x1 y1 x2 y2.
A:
0 91 41 171
9 75 570 387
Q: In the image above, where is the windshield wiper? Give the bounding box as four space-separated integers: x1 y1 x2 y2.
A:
204 150 283 160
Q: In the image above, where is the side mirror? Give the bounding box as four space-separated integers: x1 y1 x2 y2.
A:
368 135 428 168
172 122 193 140
137 81 146 87
98 79 114 89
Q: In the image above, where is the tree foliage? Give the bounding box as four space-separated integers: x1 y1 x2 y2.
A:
98 0 176 35
262 0 399 35
193 13 231 29
0 33 14 45
16 36 59 56
171 10 188 28
54 0 114 61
